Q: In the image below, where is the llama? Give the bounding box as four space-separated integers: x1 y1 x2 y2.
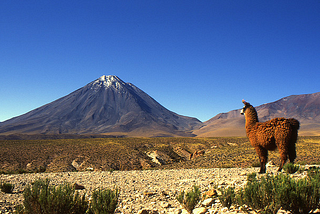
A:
240 100 300 173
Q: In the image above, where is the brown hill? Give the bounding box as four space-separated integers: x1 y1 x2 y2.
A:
194 92 320 137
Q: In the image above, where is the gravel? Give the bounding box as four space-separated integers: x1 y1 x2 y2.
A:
0 167 300 213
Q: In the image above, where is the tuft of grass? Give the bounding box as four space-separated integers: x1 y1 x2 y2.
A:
0 182 14 193
218 186 235 209
283 163 300 174
246 172 257 182
89 188 119 214
15 179 88 214
176 185 201 214
307 166 320 180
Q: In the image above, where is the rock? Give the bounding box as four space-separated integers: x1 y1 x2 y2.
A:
138 210 149 214
266 161 276 167
161 190 170 197
221 207 229 212
203 189 217 198
73 183 85 190
146 151 164 165
46 156 77 172
71 160 80 170
140 158 152 169
190 150 205 160
26 162 33 171
202 198 214 207
168 209 182 214
160 201 170 208
71 156 90 171
193 207 207 214
181 210 189 214
146 150 172 165
143 191 157 197
26 161 46 172
173 147 191 160
137 210 159 214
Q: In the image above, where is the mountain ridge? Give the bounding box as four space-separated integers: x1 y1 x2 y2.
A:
0 75 201 137
193 92 320 137
1 76 320 137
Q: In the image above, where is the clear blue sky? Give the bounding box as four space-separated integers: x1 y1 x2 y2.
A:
1 1 320 122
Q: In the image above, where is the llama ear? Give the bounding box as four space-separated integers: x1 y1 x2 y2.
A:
242 100 250 106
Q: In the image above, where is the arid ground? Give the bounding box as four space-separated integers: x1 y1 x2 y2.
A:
1 136 319 174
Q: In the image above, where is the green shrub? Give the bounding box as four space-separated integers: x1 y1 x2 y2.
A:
218 186 235 209
236 173 320 214
0 182 14 193
307 166 320 180
246 172 257 182
237 174 291 214
88 188 119 214
16 179 88 214
283 163 300 174
282 176 320 214
15 179 120 214
176 185 201 214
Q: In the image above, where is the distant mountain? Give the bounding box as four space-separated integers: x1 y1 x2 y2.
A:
193 92 320 137
0 75 202 137
2 76 320 138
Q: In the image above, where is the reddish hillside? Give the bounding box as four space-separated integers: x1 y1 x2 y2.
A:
194 92 320 137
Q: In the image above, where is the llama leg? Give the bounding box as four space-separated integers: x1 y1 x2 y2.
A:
288 133 297 163
278 149 288 172
288 143 296 163
255 146 268 174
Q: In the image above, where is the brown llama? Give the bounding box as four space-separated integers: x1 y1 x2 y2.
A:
240 100 300 173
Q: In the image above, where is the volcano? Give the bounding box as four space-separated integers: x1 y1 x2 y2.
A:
0 75 202 137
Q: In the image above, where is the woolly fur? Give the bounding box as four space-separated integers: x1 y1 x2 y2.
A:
241 101 299 173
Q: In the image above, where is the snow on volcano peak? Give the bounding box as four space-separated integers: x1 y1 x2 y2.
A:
92 75 125 90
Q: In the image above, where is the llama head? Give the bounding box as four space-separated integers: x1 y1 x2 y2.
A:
240 100 251 115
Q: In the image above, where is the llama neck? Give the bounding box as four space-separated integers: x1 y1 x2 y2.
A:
245 106 259 128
